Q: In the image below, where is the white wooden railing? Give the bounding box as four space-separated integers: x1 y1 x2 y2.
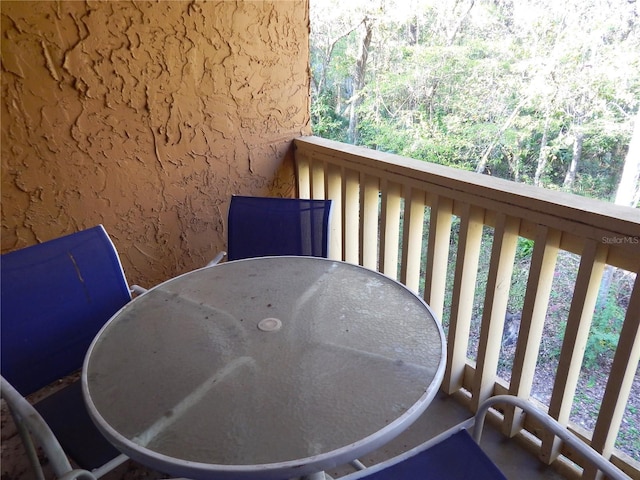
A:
293 135 640 479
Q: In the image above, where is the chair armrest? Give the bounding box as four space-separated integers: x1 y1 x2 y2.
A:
58 470 98 480
473 395 629 480
130 285 148 295
207 251 227 266
1 376 74 477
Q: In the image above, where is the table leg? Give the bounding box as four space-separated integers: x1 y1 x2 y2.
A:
299 473 333 480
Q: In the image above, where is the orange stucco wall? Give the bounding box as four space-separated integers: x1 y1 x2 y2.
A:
1 0 310 286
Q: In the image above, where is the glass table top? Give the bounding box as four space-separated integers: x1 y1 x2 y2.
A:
83 256 446 479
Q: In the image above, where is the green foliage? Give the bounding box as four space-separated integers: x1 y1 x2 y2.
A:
516 237 535 259
310 0 639 202
311 93 349 142
358 117 412 154
584 294 625 368
617 426 640 455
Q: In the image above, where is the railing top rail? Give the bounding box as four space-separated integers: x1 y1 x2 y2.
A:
295 136 640 262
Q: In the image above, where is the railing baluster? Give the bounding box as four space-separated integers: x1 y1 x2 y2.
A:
296 151 311 199
442 203 485 395
311 159 326 199
360 174 380 269
541 240 607 464
379 179 402 279
343 169 360 264
424 194 453 322
505 225 561 435
471 214 520 411
399 187 426 292
585 277 640 479
326 163 343 261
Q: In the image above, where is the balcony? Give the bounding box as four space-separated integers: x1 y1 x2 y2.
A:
1 135 638 480
292 135 640 480
2 0 638 477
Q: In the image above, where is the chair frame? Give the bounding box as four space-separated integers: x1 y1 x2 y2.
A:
1 376 128 480
474 396 628 480
340 395 629 480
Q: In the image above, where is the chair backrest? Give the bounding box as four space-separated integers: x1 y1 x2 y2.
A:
1 225 131 396
227 196 332 261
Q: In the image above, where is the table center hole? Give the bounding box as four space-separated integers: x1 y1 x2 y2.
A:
257 317 282 332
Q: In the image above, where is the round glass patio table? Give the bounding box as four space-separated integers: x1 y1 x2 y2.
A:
83 256 446 480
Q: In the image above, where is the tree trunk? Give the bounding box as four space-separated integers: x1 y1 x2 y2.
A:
476 98 525 174
563 128 584 189
348 18 373 145
317 23 362 98
534 114 551 187
445 0 475 46
614 113 640 207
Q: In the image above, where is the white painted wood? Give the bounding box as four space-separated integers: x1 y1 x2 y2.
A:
472 214 520 411
326 163 343 261
361 174 379 269
540 240 607 464
294 136 640 270
424 195 453 322
311 159 325 200
379 180 402 279
343 169 360 264
505 226 561 435
296 152 310 199
400 187 425 292
586 280 640 479
442 204 485 394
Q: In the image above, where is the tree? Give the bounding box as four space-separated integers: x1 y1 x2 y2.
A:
563 127 584 189
310 0 640 201
423 0 476 111
312 20 361 98
596 113 639 314
614 113 640 208
347 17 374 144
476 98 527 174
534 113 552 187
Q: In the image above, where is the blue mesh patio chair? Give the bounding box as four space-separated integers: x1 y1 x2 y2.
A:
209 195 333 264
339 395 628 480
0 225 142 479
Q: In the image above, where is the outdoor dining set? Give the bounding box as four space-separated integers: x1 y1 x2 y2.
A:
0 196 628 480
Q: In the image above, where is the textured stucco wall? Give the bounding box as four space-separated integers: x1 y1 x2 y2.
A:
1 0 310 286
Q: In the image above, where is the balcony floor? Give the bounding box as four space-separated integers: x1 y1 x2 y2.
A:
1 386 565 480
